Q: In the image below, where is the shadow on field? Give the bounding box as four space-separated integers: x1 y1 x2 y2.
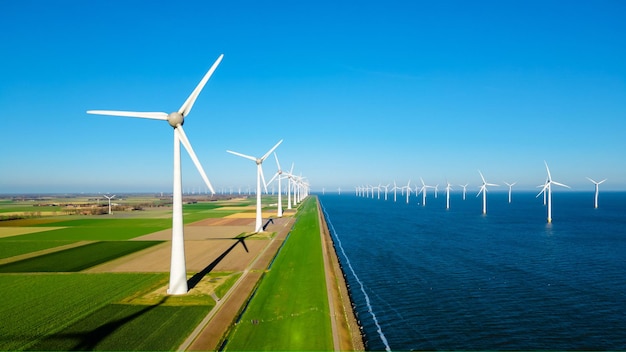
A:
187 234 253 290
33 297 167 351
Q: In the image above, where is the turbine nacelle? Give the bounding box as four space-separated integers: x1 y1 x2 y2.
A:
167 112 184 128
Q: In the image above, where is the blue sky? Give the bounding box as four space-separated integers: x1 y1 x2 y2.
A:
1 0 625 194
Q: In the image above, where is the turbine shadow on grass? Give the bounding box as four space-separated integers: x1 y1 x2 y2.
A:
187 234 253 290
32 297 167 351
262 217 275 231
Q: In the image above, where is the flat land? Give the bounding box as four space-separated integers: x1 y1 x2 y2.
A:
0 195 362 351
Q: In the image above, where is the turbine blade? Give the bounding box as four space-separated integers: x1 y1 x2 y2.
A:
178 54 224 117
478 170 486 183
552 181 571 188
176 127 215 194
586 177 596 183
599 179 607 184
274 152 282 170
87 110 168 120
267 172 278 185
226 150 257 162
544 161 552 181
536 184 548 197
261 140 283 161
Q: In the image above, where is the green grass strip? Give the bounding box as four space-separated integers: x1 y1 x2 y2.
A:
223 197 333 351
0 241 161 272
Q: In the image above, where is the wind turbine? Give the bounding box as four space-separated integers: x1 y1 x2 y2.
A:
266 153 284 217
434 184 439 198
537 161 570 223
477 170 498 215
392 181 399 202
402 180 411 204
445 181 452 209
103 194 115 214
87 54 223 295
227 140 283 233
586 177 607 209
418 178 433 206
459 183 468 200
504 181 516 204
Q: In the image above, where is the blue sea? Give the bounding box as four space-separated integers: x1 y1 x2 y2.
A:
318 191 626 351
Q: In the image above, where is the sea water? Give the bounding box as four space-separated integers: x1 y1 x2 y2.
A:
319 191 626 351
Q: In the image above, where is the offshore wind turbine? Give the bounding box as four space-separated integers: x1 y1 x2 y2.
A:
477 170 498 215
103 194 115 214
586 177 607 208
537 161 570 223
459 183 468 200
418 178 433 206
392 181 399 202
504 181 516 203
227 139 283 233
402 180 411 204
87 54 223 295
445 181 452 209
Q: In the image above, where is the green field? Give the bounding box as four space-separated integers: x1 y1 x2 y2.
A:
223 197 333 351
0 241 162 272
0 194 298 350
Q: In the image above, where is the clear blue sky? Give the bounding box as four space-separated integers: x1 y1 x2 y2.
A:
2 0 625 194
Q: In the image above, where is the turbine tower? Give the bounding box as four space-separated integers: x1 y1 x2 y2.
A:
477 170 498 214
504 181 516 204
586 177 607 209
103 194 115 214
227 140 283 233
267 153 284 217
537 161 570 223
87 54 223 295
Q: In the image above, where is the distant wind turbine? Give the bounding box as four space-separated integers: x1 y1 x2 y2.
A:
537 161 570 223
103 194 115 214
227 139 283 232
87 54 223 295
586 177 607 209
504 181 516 204
445 181 452 209
477 170 498 214
267 153 284 217
459 183 468 200
402 180 411 204
418 178 433 206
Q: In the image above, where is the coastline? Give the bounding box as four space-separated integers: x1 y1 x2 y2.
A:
317 196 365 350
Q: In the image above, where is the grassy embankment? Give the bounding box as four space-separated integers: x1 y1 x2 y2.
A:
0 197 261 351
222 196 333 350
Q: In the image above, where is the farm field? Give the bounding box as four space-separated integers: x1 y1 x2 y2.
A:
0 193 294 350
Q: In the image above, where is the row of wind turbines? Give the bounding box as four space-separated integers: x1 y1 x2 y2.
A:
351 161 607 223
87 54 308 295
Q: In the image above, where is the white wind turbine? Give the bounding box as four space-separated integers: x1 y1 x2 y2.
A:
267 153 284 217
477 170 498 215
434 184 439 198
227 140 283 233
586 177 607 209
103 194 115 214
418 178 433 206
537 161 570 223
382 184 390 201
402 180 411 204
504 181 516 204
392 181 399 202
445 181 452 209
459 183 468 200
87 54 223 295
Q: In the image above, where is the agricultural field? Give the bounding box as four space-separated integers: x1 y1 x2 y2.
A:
222 197 333 351
0 193 290 350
